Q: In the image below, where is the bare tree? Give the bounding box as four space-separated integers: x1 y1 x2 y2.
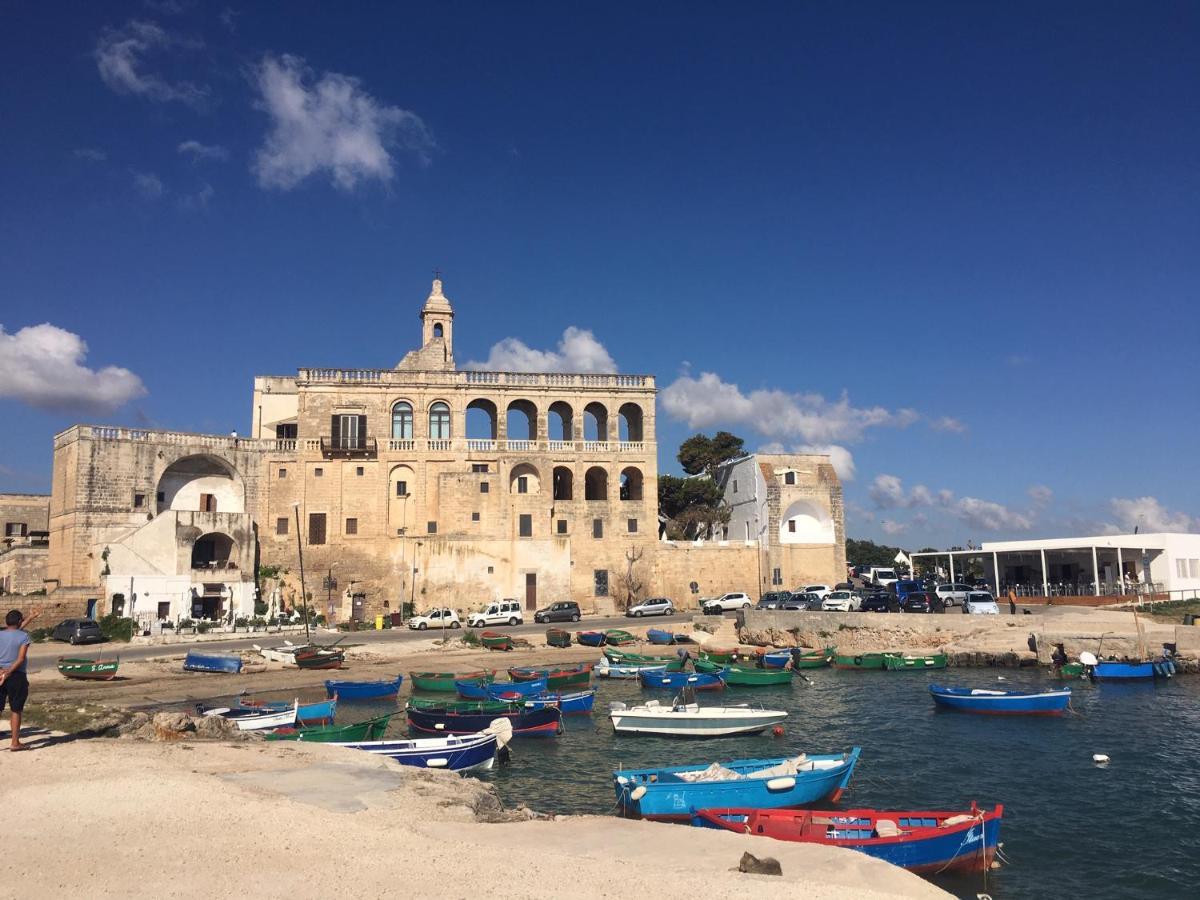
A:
615 547 646 609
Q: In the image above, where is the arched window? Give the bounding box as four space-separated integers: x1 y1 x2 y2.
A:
585 466 609 501
433 323 444 338
619 467 644 501
392 402 413 440
429 402 451 440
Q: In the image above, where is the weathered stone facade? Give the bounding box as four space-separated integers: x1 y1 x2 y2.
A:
44 278 843 621
0 493 50 596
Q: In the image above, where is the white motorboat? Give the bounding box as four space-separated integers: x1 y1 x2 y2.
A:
609 698 788 737
252 641 303 665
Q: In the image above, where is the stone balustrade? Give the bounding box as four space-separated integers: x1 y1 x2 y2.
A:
296 368 655 390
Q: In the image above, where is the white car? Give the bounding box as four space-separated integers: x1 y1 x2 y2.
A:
800 584 832 600
407 607 461 630
869 569 899 588
467 599 524 628
821 590 860 612
964 592 999 615
935 583 975 607
702 592 753 613
627 597 674 617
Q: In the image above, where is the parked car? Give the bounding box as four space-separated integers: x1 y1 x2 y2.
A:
407 607 462 630
778 594 810 611
861 593 900 613
797 584 832 600
626 597 673 617
756 592 792 610
702 592 753 613
868 568 900 587
964 591 1000 615
889 579 925 604
51 618 105 644
534 601 581 623
821 590 861 612
901 591 945 613
467 599 524 628
935 583 975 607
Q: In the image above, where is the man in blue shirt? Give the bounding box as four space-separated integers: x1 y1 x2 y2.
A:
1 608 39 751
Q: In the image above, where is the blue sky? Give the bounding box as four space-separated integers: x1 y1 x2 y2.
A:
1 1 1197 547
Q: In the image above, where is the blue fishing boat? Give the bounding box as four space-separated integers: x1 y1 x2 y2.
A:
637 667 725 691
523 689 596 714
1090 659 1175 681
407 703 563 737
238 694 338 726
692 802 1002 876
929 684 1071 715
455 678 548 700
324 675 403 700
576 630 606 647
614 748 860 822
183 650 242 674
335 724 507 772
760 650 793 669
646 628 675 645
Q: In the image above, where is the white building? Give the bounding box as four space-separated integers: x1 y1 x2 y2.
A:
912 532 1200 599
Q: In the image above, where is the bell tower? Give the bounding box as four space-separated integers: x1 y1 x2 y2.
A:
420 276 455 362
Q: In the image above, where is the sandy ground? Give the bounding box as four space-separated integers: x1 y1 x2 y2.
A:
2 736 947 899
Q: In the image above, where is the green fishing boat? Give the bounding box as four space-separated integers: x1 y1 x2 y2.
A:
693 658 795 686
480 631 514 651
57 656 120 681
408 697 515 714
265 713 393 743
792 648 834 669
604 629 638 646
833 652 888 670
546 627 573 648
882 652 948 671
603 649 685 671
1057 662 1085 678
410 670 495 692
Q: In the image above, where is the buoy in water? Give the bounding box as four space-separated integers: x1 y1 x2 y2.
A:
771 725 785 737
1093 753 1110 765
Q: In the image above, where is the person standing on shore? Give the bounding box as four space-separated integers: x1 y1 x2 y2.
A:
1 608 40 751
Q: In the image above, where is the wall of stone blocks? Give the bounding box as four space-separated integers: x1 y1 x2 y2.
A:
0 547 48 595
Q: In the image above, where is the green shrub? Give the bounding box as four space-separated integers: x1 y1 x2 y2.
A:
234 617 250 628
313 614 326 626
98 614 135 642
197 621 211 634
179 618 194 629
253 600 269 616
29 627 53 643
160 621 174 631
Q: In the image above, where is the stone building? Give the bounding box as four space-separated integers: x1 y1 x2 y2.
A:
0 493 50 596
43 278 843 622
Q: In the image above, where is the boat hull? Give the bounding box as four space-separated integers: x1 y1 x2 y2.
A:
929 685 1071 715
293 649 345 670
411 670 493 692
546 629 573 648
266 714 392 743
57 657 120 681
457 678 547 700
509 664 593 689
883 653 947 671
183 651 242 674
334 731 498 772
646 628 675 645
609 706 788 738
694 659 793 686
576 631 606 646
324 676 403 700
480 631 513 651
833 653 886 671
1091 660 1174 680
637 669 725 691
523 690 596 714
407 705 562 737
616 749 860 821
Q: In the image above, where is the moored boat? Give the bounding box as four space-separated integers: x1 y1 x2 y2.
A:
696 647 741 665
692 803 1003 876
1084 650 1175 681
604 629 638 646
183 650 243 674
615 749 860 821
57 656 120 681
324 675 403 700
253 641 303 664
1056 662 1085 678
646 628 675 645
758 650 793 669
694 659 794 686
792 647 836 669
546 628 573 648
609 698 788 737
407 702 563 737
334 719 512 772
201 700 297 731
481 631 514 651
596 659 664 679
833 652 887 671
266 714 393 743
603 648 686 671
883 652 947 671
293 647 345 670
576 630 606 647
637 667 725 691
509 662 594 688
478 679 549 700
411 670 494 692
523 689 596 714
930 684 1071 715
238 694 338 726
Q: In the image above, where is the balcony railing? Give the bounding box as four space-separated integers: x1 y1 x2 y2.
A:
388 439 415 451
319 436 378 458
296 368 656 390
466 439 497 451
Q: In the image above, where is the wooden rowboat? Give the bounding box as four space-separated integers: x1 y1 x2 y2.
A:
833 652 888 671
265 714 393 743
575 630 606 647
546 628 573 648
694 659 794 686
57 656 120 681
293 647 345 670
481 631 514 651
604 629 638 646
929 685 1071 715
325 675 403 700
411 670 494 692
508 662 594 689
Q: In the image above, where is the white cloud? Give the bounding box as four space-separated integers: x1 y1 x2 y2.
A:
0 324 147 413
74 147 107 162
930 415 968 434
880 519 908 535
251 54 434 191
94 20 208 107
1028 484 1053 506
954 496 1033 531
466 327 617 374
132 171 164 199
869 474 907 509
661 372 918 445
177 140 228 161
795 444 856 482
868 473 1034 533
1109 497 1193 533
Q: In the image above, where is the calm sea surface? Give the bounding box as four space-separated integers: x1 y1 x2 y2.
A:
253 667 1200 898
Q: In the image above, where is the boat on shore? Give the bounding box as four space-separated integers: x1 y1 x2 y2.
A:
615 749 860 821
407 702 563 737
480 631 514 651
411 670 494 692
833 652 887 671
883 652 947 671
604 629 638 646
237 694 337 726
603 649 686 671
576 630 606 647
334 719 512 772
183 650 243 674
646 628 675 645
201 700 297 731
930 685 1071 715
324 675 403 700
792 648 835 669
694 659 794 686
293 647 345 670
546 628 573 648
266 714 393 743
692 802 1003 876
609 697 788 737
638 667 725 691
57 656 120 681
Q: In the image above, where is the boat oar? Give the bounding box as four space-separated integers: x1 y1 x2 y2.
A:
793 670 812 685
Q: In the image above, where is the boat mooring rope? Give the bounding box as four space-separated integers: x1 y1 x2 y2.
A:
932 812 990 890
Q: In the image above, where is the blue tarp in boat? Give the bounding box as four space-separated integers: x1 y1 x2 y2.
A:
183 651 242 674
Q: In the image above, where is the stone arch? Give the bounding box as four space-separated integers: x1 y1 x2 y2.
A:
389 464 417 533
780 499 835 544
433 322 444 338
584 466 609 501
466 398 498 441
156 454 245 515
548 401 574 442
506 399 538 442
191 532 235 569
509 462 541 494
619 466 644 501
391 400 414 440
428 400 452 440
583 402 608 442
618 403 644 442
552 466 574 501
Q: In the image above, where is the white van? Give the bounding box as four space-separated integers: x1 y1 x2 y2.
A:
869 568 899 587
467 599 524 628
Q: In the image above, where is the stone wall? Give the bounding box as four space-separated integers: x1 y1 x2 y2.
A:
0 546 48 595
651 542 762 611
0 493 50 537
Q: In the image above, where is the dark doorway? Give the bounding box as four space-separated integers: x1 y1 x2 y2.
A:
525 573 537 609
352 592 366 623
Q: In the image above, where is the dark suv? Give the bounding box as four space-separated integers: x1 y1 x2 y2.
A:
861 593 900 613
52 618 105 644
534 601 581 624
901 592 945 614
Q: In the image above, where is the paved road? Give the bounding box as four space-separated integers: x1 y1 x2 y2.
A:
27 611 711 664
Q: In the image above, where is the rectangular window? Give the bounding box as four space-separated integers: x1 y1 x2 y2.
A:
4 523 27 537
517 475 528 494
308 513 326 545
519 514 532 537
356 466 364 477
627 518 638 533
396 480 407 497
199 493 216 512
276 517 288 535
556 519 567 535
594 569 609 597
1191 559 1200 579
314 467 324 478
773 567 782 585
275 423 297 439
1177 560 1187 578
471 512 480 522
481 482 490 494
133 493 145 508
788 520 796 533
345 517 358 535
278 468 287 479
333 413 366 450
785 472 796 485
593 519 603 539
427 521 437 534
471 463 489 473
